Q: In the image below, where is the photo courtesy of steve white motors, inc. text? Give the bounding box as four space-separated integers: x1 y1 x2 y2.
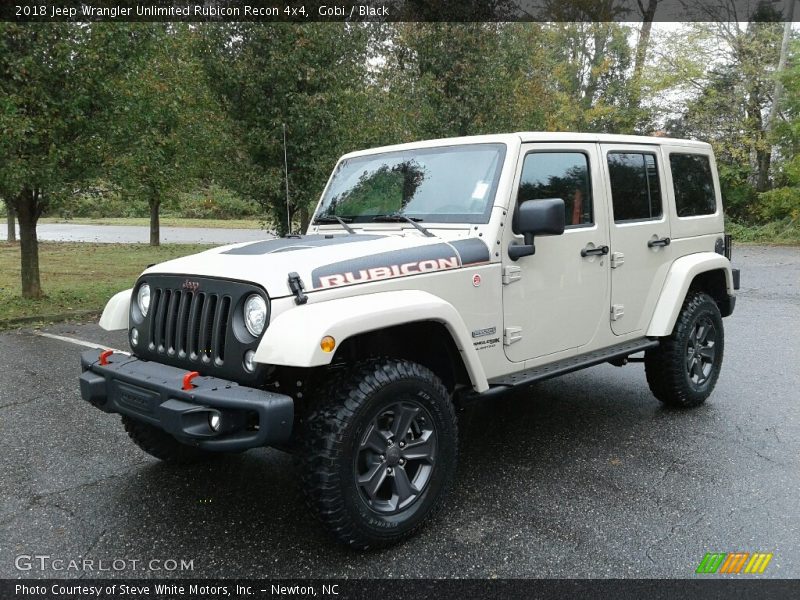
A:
13 3 391 18
14 583 339 597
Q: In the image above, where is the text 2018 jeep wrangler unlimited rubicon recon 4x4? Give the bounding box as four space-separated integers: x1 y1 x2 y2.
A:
80 133 740 549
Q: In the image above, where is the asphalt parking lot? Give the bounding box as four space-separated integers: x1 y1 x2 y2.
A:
1 245 797 579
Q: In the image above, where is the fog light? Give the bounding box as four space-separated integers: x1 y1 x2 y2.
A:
243 350 256 372
320 336 336 353
209 412 221 432
130 328 139 346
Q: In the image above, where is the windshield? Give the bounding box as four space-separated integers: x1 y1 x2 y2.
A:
315 143 506 224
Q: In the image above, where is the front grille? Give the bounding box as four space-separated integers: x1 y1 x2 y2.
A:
132 275 267 383
148 288 231 365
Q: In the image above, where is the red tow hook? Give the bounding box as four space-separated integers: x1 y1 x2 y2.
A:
182 371 200 391
99 349 114 366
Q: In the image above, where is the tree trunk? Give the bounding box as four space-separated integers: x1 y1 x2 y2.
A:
6 203 16 242
299 204 310 233
15 189 42 299
149 197 160 246
756 148 772 193
631 0 658 111
765 3 794 136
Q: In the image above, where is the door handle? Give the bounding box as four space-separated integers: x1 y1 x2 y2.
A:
581 245 609 257
647 237 671 248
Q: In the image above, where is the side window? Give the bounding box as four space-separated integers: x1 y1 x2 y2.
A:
607 152 662 222
670 153 717 217
518 152 593 227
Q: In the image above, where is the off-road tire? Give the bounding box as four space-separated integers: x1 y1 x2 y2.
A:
299 358 458 550
122 415 217 464
645 291 724 408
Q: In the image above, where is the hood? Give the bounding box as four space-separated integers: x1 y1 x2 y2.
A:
143 233 491 299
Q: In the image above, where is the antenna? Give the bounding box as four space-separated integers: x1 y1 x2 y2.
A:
283 123 290 233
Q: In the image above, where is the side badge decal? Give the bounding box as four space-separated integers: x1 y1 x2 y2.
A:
472 274 482 287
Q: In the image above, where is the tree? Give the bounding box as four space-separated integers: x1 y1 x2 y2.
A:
104 25 234 246
0 24 142 297
200 23 374 233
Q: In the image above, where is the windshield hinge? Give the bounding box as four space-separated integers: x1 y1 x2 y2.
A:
287 272 308 305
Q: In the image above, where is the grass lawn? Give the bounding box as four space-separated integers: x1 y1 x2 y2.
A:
1 216 267 230
0 242 212 328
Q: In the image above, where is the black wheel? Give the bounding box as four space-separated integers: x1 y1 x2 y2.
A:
122 415 218 464
645 291 725 408
299 358 458 549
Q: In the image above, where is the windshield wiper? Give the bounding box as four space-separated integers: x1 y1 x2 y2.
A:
313 214 356 234
372 213 435 238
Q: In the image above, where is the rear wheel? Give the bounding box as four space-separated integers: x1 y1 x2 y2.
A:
645 291 724 408
122 416 218 464
300 358 458 549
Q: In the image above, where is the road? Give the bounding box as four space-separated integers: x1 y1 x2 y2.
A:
0 223 271 244
0 245 797 579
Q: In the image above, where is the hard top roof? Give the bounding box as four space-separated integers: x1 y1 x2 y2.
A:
341 132 711 159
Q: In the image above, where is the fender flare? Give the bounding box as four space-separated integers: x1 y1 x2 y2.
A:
647 253 734 337
99 289 132 331
254 289 490 392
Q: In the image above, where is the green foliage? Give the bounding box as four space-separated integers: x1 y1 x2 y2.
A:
103 25 236 217
2 20 799 253
59 183 146 219
0 23 146 207
757 187 800 221
726 218 800 245
176 185 260 219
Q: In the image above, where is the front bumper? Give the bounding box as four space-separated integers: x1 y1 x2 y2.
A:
79 349 293 452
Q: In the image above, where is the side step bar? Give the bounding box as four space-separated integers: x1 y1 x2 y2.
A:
478 338 659 400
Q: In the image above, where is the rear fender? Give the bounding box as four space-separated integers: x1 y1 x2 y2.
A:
647 253 734 337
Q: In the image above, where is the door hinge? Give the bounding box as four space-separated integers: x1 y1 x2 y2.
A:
610 252 625 269
504 326 523 345
502 265 522 285
611 304 625 321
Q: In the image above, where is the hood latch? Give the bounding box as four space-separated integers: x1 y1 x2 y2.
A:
288 272 308 305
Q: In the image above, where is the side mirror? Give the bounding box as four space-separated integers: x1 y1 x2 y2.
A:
508 198 566 261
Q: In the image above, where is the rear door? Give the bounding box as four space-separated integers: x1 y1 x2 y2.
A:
601 144 673 336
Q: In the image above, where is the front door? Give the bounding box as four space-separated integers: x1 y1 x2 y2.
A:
502 143 610 363
601 144 673 336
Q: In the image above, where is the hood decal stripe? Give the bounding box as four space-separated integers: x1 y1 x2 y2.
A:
222 234 385 255
310 239 490 290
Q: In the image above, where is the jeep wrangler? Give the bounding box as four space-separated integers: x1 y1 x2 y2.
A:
79 133 739 549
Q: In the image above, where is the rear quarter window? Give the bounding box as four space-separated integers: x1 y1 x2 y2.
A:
669 153 717 217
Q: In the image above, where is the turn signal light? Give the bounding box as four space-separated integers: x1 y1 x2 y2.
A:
320 336 336 353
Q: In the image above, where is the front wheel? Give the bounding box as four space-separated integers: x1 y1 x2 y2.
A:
299 359 458 549
645 291 725 408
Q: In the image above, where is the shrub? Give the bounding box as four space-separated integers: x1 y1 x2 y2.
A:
176 184 260 219
53 182 149 218
757 186 800 222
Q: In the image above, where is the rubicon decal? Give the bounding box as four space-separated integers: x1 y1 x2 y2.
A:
317 257 460 289
695 552 773 574
311 239 490 290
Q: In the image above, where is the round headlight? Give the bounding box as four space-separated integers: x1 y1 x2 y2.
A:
137 284 151 317
243 294 267 337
